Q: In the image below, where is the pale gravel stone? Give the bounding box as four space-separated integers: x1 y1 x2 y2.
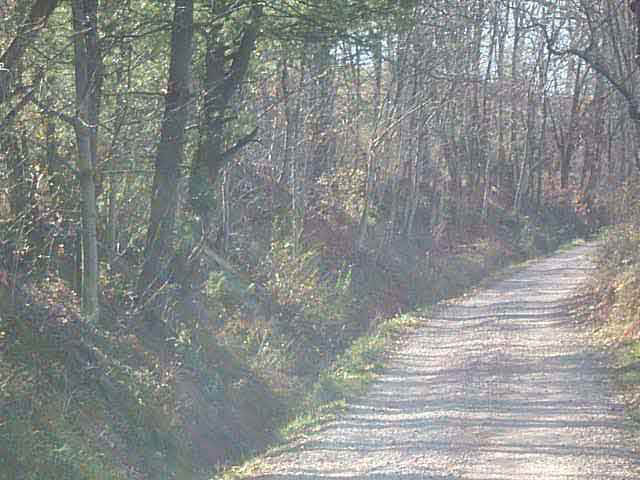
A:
249 243 640 479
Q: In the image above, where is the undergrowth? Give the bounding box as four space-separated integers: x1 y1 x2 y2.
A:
0 190 592 480
579 181 640 423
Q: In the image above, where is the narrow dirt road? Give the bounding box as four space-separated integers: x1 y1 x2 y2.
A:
249 243 640 479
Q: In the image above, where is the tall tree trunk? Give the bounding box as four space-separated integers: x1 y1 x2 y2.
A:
308 41 336 181
495 5 508 194
4 135 28 217
71 0 101 323
508 5 522 200
189 3 261 230
559 62 586 189
138 0 193 313
481 3 500 221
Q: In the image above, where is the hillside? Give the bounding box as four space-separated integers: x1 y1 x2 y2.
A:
0 201 593 479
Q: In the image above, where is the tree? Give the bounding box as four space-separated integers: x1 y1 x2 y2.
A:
537 0 640 169
71 0 102 323
137 0 194 318
189 1 261 229
0 0 60 106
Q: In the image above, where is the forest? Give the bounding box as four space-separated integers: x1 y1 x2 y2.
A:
2 1 640 479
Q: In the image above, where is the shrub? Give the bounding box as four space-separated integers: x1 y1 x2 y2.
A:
264 239 356 365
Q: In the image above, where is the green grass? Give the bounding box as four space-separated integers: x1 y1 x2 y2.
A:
277 312 422 443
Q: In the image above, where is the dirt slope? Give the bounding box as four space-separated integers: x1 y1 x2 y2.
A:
246 243 640 479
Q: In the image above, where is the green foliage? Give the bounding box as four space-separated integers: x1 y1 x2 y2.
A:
0 327 126 480
0 275 284 479
264 237 356 365
262 0 416 46
515 216 553 256
0 412 123 480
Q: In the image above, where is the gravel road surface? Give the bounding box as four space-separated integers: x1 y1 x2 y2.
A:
249 242 640 479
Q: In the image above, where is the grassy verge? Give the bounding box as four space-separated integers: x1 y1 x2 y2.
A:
577 226 640 426
218 311 422 480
